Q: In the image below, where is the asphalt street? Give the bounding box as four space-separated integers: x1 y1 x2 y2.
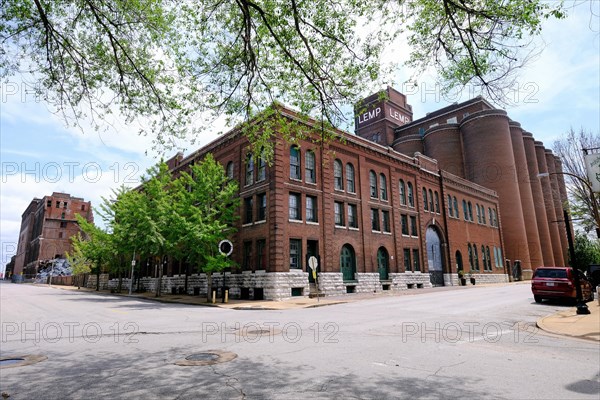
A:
1 281 598 399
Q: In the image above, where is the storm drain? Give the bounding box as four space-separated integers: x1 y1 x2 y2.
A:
175 350 237 366
0 355 47 369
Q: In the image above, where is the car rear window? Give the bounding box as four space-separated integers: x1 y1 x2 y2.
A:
534 269 568 278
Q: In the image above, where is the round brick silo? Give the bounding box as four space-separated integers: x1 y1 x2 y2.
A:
546 149 569 266
522 132 555 266
392 133 424 156
535 142 564 265
460 110 531 272
509 122 541 278
423 124 465 177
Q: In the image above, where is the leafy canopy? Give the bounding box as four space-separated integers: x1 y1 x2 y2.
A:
2 0 565 150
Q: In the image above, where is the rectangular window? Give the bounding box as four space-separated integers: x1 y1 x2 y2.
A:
371 208 380 231
305 152 316 183
61 212 65 220
401 214 408 235
412 249 420 272
348 204 358 228
56 201 60 208
257 193 267 221
60 221 67 228
334 201 344 226
382 210 390 233
404 249 411 271
244 197 253 224
63 202 67 209
81 204 85 211
58 232 63 239
290 239 302 269
256 239 266 270
410 216 418 236
47 200 51 207
289 193 301 220
243 241 252 270
306 196 317 222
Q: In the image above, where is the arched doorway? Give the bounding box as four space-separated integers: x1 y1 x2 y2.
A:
377 247 389 280
426 226 444 286
340 244 356 281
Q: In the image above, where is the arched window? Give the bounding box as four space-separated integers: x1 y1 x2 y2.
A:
346 163 355 193
305 151 316 183
486 246 492 271
428 189 434 211
463 200 468 220
468 244 474 270
379 173 387 200
333 159 343 190
473 245 479 270
290 146 301 180
257 151 266 182
476 204 481 223
453 196 459 218
377 247 389 280
482 207 487 224
245 153 254 186
448 195 453 217
407 182 414 207
468 201 473 221
422 188 428 210
369 170 377 198
481 245 486 270
434 191 440 213
226 161 234 180
399 180 406 205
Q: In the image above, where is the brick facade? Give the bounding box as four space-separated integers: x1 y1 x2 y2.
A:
13 192 93 278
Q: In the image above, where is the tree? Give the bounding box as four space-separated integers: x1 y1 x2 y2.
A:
572 232 600 272
171 154 239 300
67 233 93 288
73 214 112 291
2 0 566 150
553 128 600 236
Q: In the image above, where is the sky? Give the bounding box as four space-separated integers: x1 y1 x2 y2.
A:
1 3 599 274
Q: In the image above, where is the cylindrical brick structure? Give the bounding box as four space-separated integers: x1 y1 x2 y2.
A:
523 132 555 266
546 149 569 266
554 157 575 261
535 142 564 265
423 124 465 178
509 122 541 278
460 110 531 272
392 133 424 156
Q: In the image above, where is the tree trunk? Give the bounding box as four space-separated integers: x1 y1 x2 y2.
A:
96 261 100 291
156 256 163 297
206 271 213 302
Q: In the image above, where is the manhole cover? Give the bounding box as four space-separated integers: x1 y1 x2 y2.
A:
175 350 237 366
0 358 24 366
0 355 47 369
186 353 220 362
246 329 271 335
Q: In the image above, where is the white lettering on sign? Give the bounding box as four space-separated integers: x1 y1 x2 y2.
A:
357 107 381 124
388 107 411 125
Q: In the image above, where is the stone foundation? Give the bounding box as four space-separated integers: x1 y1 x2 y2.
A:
91 270 510 300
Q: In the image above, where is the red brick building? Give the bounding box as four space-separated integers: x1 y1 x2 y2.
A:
125 88 551 300
13 192 93 279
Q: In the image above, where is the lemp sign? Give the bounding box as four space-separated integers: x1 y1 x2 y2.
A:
356 105 411 126
584 153 600 193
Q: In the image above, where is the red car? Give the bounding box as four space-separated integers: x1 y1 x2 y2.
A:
531 267 595 303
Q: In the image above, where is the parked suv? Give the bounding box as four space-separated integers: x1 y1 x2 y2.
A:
531 267 594 303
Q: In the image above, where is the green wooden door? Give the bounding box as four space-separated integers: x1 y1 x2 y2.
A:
377 247 389 280
340 245 356 281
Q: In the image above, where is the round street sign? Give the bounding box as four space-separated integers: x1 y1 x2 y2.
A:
308 256 318 270
218 240 233 257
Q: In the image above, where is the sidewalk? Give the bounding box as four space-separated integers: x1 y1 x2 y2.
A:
536 300 600 342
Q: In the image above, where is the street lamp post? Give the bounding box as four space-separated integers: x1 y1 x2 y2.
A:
129 249 136 295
